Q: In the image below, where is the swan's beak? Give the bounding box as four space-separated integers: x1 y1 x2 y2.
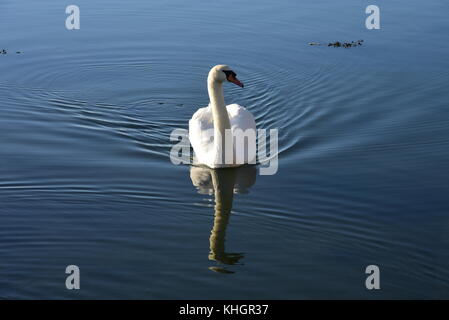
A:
228 76 244 88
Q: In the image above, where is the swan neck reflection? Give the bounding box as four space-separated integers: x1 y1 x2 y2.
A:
190 165 256 272
208 169 239 264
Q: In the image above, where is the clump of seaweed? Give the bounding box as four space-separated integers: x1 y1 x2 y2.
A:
0 49 22 54
309 40 364 48
329 40 364 48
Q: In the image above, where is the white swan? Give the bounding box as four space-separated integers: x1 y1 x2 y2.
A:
189 65 256 168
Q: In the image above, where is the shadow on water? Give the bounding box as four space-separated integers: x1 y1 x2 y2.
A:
190 166 256 274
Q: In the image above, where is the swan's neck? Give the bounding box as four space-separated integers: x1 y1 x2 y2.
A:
208 78 231 146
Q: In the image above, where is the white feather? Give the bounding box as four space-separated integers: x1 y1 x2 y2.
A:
189 103 256 168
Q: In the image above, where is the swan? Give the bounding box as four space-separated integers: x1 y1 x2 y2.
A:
189 65 256 168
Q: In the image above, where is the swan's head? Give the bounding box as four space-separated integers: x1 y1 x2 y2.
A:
208 65 244 88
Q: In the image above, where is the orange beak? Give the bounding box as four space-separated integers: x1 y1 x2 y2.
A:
228 75 244 88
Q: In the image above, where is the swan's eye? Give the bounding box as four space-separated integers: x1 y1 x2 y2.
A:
223 70 237 80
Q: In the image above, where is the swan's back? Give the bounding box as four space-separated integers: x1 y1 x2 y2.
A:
189 104 256 168
226 104 256 133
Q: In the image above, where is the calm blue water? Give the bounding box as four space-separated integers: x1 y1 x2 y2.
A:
1 0 449 299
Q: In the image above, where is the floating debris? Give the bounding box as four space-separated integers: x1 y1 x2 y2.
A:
208 266 235 274
329 40 364 48
1 49 22 54
309 40 364 48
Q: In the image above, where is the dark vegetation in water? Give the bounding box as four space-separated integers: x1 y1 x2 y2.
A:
309 40 364 48
0 49 22 54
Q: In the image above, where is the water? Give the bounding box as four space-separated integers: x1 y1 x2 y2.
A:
1 0 449 299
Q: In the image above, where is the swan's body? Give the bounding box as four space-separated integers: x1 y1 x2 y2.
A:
189 65 256 168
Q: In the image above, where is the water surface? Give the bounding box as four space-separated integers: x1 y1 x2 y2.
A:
1 0 449 299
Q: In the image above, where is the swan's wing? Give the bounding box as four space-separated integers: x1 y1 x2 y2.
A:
189 105 214 164
226 104 256 132
189 104 257 166
226 104 257 164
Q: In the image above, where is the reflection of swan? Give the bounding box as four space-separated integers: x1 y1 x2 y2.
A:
190 166 256 273
189 65 256 168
